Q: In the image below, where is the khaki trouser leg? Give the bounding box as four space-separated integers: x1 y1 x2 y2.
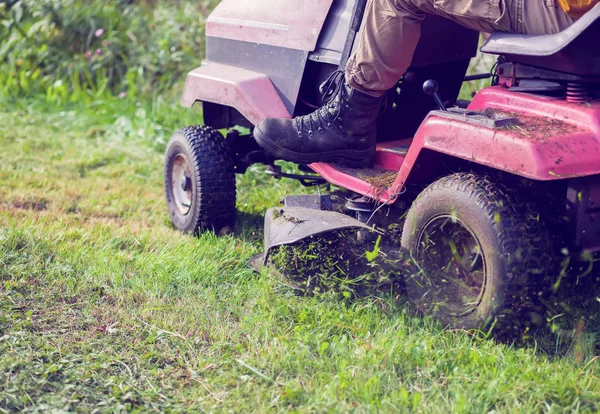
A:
346 0 575 97
519 0 574 34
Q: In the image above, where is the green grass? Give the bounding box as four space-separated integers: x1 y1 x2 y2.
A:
1 99 600 413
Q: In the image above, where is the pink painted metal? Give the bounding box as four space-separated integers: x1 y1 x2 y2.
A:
423 87 600 181
310 141 410 202
206 0 335 51
310 162 388 199
312 86 600 205
377 140 412 171
181 62 290 126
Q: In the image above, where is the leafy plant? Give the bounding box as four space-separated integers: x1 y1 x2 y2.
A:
0 0 218 103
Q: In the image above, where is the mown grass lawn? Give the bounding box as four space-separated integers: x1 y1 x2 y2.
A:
1 101 600 413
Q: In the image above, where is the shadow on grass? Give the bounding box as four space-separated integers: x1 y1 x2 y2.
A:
532 272 600 359
234 210 266 245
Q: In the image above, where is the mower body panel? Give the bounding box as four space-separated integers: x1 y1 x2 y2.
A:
182 0 335 119
260 206 373 265
181 62 290 125
309 0 358 65
310 142 410 202
206 0 335 51
311 86 600 204
202 37 309 117
183 0 479 125
439 87 599 180
409 87 600 182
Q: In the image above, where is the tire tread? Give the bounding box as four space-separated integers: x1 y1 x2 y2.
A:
165 125 236 234
406 172 553 333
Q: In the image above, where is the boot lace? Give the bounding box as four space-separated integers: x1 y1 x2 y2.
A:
294 70 348 137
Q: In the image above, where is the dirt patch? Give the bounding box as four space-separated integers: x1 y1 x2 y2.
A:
334 165 398 198
496 110 585 143
365 171 398 201
9 198 49 211
366 171 397 191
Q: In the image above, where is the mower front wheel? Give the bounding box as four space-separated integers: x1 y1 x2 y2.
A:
401 173 552 334
164 125 236 235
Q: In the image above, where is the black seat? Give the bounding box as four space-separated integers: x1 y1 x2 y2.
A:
481 4 600 76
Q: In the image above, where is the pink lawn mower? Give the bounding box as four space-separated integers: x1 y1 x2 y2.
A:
164 0 600 331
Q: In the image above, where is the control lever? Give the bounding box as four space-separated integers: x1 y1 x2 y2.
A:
423 80 447 111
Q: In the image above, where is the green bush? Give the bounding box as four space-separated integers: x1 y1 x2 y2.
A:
0 0 218 103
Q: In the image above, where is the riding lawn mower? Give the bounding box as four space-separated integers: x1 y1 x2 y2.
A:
164 0 600 333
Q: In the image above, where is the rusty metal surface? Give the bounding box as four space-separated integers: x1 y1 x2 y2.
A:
206 0 335 52
180 62 290 125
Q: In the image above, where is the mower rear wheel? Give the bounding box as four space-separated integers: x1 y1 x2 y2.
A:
164 125 236 235
401 173 551 334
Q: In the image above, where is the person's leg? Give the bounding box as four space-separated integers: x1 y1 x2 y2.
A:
520 1 574 34
344 0 424 97
339 0 575 98
347 0 511 97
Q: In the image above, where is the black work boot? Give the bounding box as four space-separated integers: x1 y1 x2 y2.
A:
254 71 383 168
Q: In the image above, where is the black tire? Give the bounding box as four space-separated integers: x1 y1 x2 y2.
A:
401 173 552 334
164 125 236 235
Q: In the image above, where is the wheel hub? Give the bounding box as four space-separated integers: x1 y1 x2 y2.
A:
415 215 486 318
171 154 193 216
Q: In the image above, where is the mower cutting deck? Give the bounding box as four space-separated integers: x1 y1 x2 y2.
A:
164 0 600 334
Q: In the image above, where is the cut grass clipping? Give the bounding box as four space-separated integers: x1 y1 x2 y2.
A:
268 230 405 298
2 99 600 412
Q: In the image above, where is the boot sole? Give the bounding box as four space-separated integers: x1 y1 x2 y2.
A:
254 127 376 169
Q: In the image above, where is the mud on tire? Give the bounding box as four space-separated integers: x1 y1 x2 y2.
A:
401 173 553 335
164 125 236 235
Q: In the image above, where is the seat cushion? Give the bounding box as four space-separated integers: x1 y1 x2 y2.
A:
481 5 600 76
481 4 600 57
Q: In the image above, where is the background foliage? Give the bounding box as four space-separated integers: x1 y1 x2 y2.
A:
0 0 217 103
